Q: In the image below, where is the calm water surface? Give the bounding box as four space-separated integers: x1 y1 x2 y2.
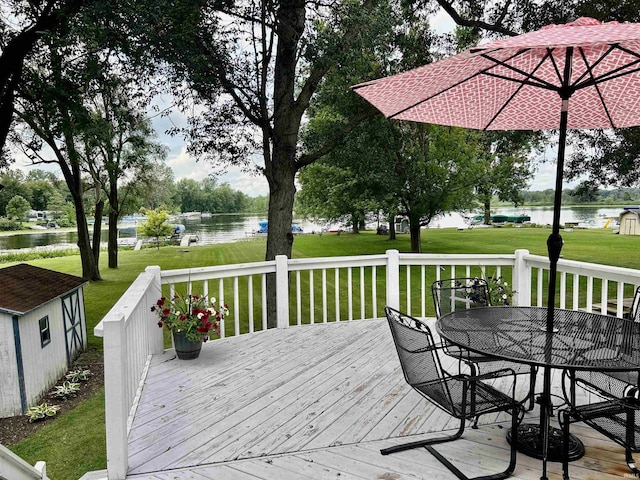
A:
0 207 628 251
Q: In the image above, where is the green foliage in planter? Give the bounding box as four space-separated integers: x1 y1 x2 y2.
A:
26 403 60 423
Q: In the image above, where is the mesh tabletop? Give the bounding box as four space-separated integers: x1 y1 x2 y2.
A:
436 306 640 371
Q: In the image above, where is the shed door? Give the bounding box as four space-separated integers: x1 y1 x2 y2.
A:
62 289 85 364
625 217 637 235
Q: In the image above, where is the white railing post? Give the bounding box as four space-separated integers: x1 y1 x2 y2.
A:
275 255 290 328
386 249 400 309
103 314 128 480
513 249 531 307
145 266 164 355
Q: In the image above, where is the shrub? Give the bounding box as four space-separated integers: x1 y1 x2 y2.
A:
0 217 22 231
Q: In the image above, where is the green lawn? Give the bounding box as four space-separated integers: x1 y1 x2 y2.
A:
8 226 640 479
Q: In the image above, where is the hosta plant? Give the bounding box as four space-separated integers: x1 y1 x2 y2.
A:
65 367 92 382
26 403 60 422
51 381 81 399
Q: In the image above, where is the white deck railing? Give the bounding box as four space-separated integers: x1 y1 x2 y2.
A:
0 444 49 480
94 248 640 479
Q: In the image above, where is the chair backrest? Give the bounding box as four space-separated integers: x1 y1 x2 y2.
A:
384 306 454 413
431 277 490 318
630 285 640 322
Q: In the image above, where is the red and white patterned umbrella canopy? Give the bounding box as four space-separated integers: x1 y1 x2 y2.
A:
352 17 640 131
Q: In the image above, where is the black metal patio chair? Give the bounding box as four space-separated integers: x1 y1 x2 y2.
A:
432 278 537 413
562 285 640 400
559 370 640 479
382 306 523 480
559 287 640 478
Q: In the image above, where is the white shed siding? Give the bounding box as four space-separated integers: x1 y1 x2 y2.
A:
20 303 68 410
0 313 21 417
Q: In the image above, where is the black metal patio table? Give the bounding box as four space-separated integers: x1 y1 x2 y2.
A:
436 305 640 480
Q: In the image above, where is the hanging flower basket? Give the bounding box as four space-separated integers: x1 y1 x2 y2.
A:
151 293 228 360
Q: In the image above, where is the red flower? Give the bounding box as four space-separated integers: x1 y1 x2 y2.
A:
163 308 171 316
157 321 163 328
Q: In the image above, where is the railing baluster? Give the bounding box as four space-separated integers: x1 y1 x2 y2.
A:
322 269 328 323
560 272 567 309
348 267 353 321
296 271 302 326
261 274 267 330
371 266 377 318
421 265 426 318
537 269 543 307
572 274 580 311
586 277 594 312
234 277 239 336
406 265 411 315
617 282 625 318
309 270 315 324
248 276 254 333
219 279 225 339
360 266 365 320
335 268 340 322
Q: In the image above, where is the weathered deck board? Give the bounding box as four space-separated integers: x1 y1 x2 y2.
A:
125 318 635 480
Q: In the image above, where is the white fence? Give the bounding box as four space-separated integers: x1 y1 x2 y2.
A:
94 248 640 479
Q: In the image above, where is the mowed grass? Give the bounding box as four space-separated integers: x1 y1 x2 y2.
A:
7 226 640 479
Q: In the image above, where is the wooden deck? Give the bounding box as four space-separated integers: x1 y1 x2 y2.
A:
124 319 632 479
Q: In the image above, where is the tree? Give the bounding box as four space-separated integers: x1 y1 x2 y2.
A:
0 170 31 216
475 132 537 225
81 78 167 269
0 0 89 159
139 208 174 249
6 195 30 222
123 0 394 325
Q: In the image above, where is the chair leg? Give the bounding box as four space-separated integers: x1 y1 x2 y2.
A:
380 417 465 455
424 404 519 480
625 448 640 475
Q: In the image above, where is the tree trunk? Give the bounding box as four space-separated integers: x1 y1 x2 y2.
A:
352 213 360 234
358 218 366 231
483 197 491 225
92 199 104 263
388 215 396 240
409 212 422 253
74 197 101 281
264 158 297 328
108 181 119 268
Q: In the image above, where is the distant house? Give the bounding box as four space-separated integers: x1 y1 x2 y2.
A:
0 264 87 418
619 207 640 235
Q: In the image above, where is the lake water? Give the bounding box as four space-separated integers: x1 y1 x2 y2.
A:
0 206 629 252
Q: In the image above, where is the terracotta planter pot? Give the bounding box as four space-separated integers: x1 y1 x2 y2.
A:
172 331 203 360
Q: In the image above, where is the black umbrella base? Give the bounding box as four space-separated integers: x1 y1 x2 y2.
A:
506 423 585 462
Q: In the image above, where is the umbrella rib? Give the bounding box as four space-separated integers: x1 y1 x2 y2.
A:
576 47 616 128
574 45 640 89
483 51 554 130
480 50 558 90
388 49 537 120
571 44 618 87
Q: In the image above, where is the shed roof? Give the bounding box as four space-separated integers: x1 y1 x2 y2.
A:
0 264 87 315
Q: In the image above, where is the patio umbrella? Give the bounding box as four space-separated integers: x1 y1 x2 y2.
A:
352 16 640 478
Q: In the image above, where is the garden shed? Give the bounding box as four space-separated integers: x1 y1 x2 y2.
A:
620 207 640 235
0 264 87 418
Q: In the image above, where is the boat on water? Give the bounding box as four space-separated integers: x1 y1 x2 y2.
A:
254 221 303 234
472 214 531 224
